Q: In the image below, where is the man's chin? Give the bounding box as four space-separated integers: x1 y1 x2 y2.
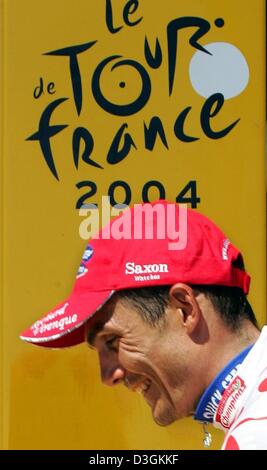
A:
152 409 176 427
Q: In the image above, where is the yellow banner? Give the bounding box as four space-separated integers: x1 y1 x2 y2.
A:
1 0 265 449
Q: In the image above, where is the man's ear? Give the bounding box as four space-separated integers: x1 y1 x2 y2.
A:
169 283 201 334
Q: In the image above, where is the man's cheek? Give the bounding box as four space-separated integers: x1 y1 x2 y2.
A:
118 349 145 373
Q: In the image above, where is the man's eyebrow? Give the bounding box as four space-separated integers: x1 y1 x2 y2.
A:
87 299 118 348
87 323 104 348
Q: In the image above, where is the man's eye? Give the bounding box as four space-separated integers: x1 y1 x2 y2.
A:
106 336 118 351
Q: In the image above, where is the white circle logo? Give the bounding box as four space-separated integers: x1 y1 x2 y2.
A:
189 42 249 99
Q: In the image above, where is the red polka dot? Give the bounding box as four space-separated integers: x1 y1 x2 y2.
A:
224 435 240 450
258 378 267 392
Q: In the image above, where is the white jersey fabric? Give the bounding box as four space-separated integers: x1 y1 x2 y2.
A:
212 326 267 450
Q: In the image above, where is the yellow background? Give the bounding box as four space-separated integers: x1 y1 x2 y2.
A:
1 0 265 449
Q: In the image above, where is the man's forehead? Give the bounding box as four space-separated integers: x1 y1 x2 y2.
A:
85 300 114 341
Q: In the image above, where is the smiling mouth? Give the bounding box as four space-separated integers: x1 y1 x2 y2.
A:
134 379 151 395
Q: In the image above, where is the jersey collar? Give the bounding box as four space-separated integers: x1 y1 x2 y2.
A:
194 344 254 424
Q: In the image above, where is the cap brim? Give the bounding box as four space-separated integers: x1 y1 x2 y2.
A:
20 290 114 348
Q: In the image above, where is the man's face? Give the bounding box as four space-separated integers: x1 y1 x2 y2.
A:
85 294 197 426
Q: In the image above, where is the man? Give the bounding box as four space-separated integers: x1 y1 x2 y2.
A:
20 200 267 450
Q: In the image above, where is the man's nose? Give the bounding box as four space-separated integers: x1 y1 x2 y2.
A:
99 354 126 386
